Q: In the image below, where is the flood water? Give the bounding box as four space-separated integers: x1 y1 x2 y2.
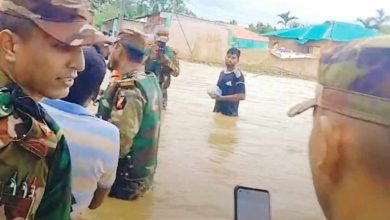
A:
86 61 324 220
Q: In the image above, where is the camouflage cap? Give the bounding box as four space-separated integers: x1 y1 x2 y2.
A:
288 35 390 126
116 29 146 53
155 28 169 43
0 0 111 46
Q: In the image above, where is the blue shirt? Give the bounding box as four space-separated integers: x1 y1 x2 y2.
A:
41 99 120 212
214 69 246 117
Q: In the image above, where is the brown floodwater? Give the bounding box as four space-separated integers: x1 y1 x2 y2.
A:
86 61 324 220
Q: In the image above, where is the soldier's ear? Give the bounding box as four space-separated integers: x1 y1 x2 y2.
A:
0 30 18 63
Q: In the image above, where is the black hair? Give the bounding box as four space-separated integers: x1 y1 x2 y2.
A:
0 12 35 39
227 47 241 59
121 43 144 64
62 47 107 106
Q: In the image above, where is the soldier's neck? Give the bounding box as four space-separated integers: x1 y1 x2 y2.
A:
118 62 143 77
0 70 43 102
0 70 12 88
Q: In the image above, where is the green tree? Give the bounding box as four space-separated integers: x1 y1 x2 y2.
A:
277 11 298 28
358 9 390 30
248 22 277 34
137 0 195 16
229 19 238 25
357 17 376 29
93 0 195 27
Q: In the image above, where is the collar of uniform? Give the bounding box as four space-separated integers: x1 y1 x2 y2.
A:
122 68 144 80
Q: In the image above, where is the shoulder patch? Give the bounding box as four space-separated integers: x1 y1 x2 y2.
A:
118 79 135 90
0 91 14 118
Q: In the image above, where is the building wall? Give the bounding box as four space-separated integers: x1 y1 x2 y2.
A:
144 13 230 63
268 37 343 57
239 49 319 79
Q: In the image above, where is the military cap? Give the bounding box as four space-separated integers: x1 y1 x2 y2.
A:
116 29 146 53
155 28 169 43
0 0 111 46
288 35 390 126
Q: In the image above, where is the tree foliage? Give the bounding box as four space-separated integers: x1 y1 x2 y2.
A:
277 11 298 28
248 22 277 34
357 8 390 30
92 0 195 27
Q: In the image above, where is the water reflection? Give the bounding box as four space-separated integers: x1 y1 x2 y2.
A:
86 61 324 220
208 113 238 159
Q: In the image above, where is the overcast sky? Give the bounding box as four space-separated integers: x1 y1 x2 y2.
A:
187 0 390 27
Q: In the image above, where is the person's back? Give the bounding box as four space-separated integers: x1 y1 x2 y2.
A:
42 47 119 214
99 29 162 201
42 99 119 212
289 36 390 220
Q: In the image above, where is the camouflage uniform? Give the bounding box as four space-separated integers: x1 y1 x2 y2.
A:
289 36 390 126
0 1 110 219
144 43 180 108
98 30 163 200
99 71 162 200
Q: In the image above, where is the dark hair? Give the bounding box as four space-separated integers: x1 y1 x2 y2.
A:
121 43 144 64
227 47 241 59
62 47 107 106
0 12 35 39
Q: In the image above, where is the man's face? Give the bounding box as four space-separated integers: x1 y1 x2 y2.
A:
11 27 85 100
225 53 239 68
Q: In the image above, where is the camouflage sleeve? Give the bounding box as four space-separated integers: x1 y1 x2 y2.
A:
164 48 180 77
111 88 146 158
35 136 72 220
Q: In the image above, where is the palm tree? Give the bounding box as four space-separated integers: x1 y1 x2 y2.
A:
357 17 376 29
373 9 390 27
358 9 390 30
277 11 298 28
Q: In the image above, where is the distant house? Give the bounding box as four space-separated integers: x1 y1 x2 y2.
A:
101 12 269 63
231 27 269 49
263 21 378 57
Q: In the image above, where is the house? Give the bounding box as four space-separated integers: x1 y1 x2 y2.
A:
102 12 269 63
257 21 379 78
263 21 378 57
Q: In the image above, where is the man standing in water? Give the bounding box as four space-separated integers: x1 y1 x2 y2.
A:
98 29 163 201
0 0 109 219
289 36 390 220
144 29 180 109
209 48 246 117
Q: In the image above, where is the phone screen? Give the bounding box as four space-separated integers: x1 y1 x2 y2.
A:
235 186 270 220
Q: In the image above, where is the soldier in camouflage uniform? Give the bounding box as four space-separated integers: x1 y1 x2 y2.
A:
98 29 162 201
144 29 180 109
288 36 390 219
0 0 110 219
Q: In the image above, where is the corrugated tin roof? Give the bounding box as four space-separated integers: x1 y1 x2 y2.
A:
233 27 269 42
263 21 378 44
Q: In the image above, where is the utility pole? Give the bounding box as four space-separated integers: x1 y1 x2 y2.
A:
118 0 126 34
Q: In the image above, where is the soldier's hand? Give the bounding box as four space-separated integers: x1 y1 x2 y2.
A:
150 45 159 60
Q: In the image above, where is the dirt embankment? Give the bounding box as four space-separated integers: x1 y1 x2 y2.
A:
179 49 318 81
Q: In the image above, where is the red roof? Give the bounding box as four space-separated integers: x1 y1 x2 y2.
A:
233 27 269 42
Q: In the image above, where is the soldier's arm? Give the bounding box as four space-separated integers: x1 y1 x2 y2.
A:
162 49 180 77
112 88 146 157
35 136 72 220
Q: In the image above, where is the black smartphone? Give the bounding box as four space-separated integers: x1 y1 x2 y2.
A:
234 186 271 220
